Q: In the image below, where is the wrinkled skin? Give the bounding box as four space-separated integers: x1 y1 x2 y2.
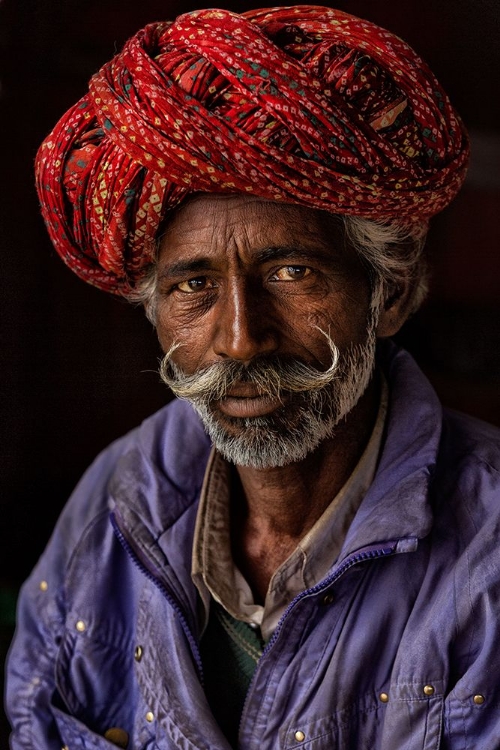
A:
155 194 411 599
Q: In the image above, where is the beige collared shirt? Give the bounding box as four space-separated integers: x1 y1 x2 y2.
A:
192 379 388 641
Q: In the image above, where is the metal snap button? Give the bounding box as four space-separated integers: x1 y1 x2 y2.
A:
104 727 129 748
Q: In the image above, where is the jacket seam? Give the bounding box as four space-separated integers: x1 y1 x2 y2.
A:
64 506 116 581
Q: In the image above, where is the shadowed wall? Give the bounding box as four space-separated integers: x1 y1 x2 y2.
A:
1 0 499 740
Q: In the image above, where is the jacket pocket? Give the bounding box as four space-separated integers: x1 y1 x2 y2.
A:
380 684 444 750
52 706 156 750
283 688 444 750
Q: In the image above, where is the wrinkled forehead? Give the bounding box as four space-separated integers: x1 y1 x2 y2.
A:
158 193 346 253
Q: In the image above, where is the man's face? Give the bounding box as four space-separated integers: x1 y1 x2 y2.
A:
155 194 377 468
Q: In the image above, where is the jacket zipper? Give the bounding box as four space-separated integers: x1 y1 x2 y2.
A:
238 541 402 739
112 508 411 704
264 542 399 655
110 510 205 683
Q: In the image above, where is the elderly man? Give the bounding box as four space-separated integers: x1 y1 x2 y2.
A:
6 6 500 750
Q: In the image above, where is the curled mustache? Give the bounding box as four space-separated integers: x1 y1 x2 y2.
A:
159 331 340 402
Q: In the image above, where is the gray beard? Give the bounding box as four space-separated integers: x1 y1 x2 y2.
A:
160 325 378 469
191 341 376 469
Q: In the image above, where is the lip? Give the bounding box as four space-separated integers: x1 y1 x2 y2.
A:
217 393 284 418
225 384 265 398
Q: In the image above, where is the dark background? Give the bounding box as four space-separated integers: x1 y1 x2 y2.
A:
1 0 499 742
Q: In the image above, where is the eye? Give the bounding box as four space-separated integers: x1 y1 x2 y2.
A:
271 265 312 281
175 276 215 293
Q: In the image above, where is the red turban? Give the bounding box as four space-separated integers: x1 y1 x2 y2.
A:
36 5 469 294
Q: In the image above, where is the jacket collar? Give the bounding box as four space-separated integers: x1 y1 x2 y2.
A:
339 341 440 559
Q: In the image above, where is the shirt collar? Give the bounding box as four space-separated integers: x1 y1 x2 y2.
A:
192 378 388 640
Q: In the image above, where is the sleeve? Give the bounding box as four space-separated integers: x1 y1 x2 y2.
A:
4 434 131 749
5 551 67 749
441 452 500 748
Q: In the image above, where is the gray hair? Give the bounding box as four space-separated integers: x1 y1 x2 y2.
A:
126 215 428 326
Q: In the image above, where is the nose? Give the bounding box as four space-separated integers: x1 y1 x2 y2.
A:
213 278 279 363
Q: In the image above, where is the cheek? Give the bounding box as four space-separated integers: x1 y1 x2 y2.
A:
156 304 214 370
155 305 175 353
283 290 372 357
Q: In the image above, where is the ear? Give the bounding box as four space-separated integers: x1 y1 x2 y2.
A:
375 278 415 338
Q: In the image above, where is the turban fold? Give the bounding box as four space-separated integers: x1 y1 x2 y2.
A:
36 5 469 294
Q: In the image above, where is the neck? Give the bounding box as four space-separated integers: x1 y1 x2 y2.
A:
230 375 380 600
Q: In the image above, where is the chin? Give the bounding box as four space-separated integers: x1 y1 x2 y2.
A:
192 396 341 469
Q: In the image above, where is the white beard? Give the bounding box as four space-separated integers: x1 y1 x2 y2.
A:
190 337 376 469
160 314 379 469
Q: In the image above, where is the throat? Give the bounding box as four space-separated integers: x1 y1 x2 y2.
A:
231 522 301 605
229 467 328 604
227 377 382 603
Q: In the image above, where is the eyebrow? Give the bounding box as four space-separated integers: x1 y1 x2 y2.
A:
253 245 330 265
158 258 214 280
159 244 332 280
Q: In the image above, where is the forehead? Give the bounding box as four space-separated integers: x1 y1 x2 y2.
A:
158 194 347 262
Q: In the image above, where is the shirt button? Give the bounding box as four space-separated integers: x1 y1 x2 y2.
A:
423 685 435 696
104 727 129 748
295 730 306 742
379 692 389 703
134 645 143 662
146 711 154 722
320 593 334 606
75 620 86 633
40 580 48 592
473 694 485 705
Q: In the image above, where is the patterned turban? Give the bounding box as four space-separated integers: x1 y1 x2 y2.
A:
36 5 469 294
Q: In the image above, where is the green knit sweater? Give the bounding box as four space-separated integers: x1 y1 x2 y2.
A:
200 601 267 747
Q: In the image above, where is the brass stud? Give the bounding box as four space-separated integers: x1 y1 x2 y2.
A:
146 711 154 723
321 593 334 606
40 580 48 592
423 685 435 696
134 645 143 662
379 692 389 703
104 727 129 748
294 730 306 742
473 694 485 705
75 620 86 633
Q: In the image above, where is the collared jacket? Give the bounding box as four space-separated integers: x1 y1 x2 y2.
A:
6 345 500 749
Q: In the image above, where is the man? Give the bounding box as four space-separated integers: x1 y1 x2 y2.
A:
6 6 500 749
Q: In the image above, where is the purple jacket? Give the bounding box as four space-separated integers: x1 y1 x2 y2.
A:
6 345 500 749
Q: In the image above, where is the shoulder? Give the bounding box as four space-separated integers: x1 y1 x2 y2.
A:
381 342 500 503
27 399 210 584
9 397 210 659
63 398 209 521
380 341 500 540
435 409 500 520
440 407 500 469
428 409 500 612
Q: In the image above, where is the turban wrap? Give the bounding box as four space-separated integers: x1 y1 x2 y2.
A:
36 5 469 294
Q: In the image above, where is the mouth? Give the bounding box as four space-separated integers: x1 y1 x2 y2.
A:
216 387 285 418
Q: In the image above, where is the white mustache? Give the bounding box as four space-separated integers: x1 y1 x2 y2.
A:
159 331 340 403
